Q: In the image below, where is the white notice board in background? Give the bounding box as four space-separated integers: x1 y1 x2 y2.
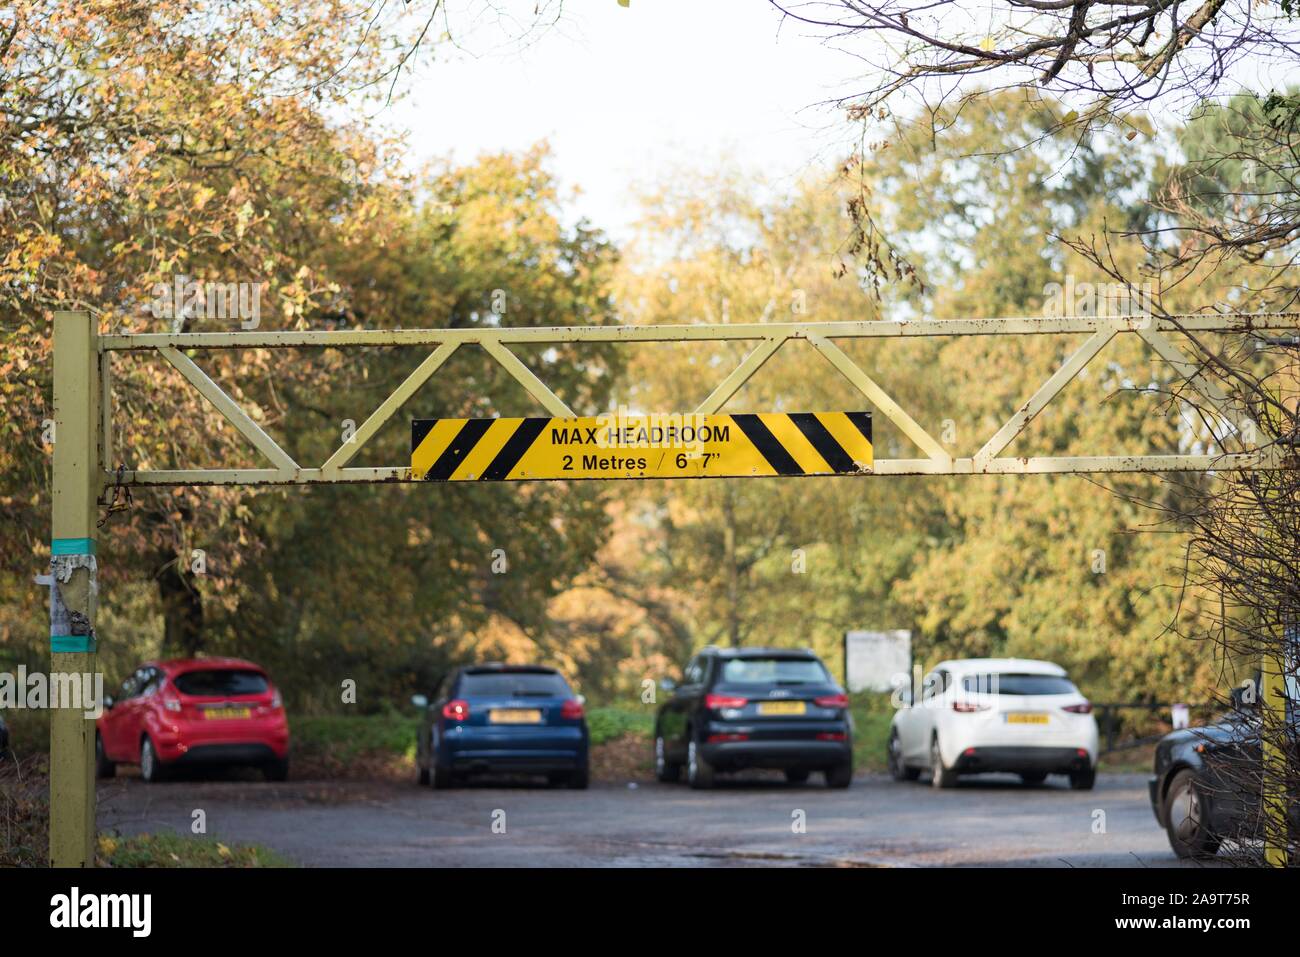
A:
844 630 912 693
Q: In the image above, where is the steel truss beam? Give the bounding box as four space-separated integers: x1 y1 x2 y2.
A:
99 313 1299 486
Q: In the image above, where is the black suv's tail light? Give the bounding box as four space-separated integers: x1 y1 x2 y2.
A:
705 693 747 710
814 693 849 708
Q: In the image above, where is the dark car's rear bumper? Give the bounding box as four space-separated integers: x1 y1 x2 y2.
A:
438 724 588 775
701 738 851 770
952 746 1090 775
448 751 583 774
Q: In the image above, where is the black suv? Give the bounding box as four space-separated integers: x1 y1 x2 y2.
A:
654 647 853 789
1149 680 1298 859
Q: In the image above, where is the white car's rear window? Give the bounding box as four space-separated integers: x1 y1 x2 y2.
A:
962 673 1077 696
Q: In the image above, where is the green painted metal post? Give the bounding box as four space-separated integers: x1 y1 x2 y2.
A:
49 311 100 867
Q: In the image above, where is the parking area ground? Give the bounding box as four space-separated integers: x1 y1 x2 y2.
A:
96 770 1187 867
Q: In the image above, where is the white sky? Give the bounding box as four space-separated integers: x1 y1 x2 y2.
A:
392 0 867 240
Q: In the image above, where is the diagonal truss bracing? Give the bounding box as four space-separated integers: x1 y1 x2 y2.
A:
99 313 1299 486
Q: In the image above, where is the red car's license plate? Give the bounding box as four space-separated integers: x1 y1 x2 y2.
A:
204 707 251 720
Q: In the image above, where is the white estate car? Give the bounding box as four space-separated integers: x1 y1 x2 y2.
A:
888 658 1100 790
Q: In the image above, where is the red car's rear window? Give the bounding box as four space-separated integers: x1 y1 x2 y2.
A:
173 669 269 697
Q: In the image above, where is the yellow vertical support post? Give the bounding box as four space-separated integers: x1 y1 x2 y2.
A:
49 310 100 867
1262 361 1298 868
1261 656 1287 867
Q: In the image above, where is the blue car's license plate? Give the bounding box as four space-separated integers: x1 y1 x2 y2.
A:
489 709 542 724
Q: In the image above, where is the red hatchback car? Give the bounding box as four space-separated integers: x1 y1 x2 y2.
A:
96 658 290 782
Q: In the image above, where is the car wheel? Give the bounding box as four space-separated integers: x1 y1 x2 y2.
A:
784 769 810 784
654 734 681 783
417 765 430 786
139 737 167 783
686 738 714 790
567 765 590 790
930 735 957 789
263 757 289 782
1069 767 1095 791
888 729 920 782
1163 769 1220 859
432 765 455 789
95 733 116 779
1020 771 1047 786
825 763 853 789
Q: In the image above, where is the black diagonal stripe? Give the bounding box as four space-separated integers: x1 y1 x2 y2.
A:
846 411 873 444
424 418 492 481
480 417 548 481
731 413 803 476
412 419 438 453
788 413 856 474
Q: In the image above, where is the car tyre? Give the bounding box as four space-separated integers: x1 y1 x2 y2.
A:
263 756 290 782
95 733 116 779
888 729 919 782
567 765 590 790
825 763 853 789
654 735 681 783
432 765 455 789
1068 767 1095 790
785 769 810 784
686 737 714 790
418 765 430 786
139 736 167 783
1163 769 1220 859
930 735 958 789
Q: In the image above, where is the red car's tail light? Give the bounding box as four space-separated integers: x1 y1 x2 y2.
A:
560 698 584 720
442 699 470 721
162 696 182 713
952 700 988 712
271 689 283 710
814 693 849 708
1063 702 1092 714
706 733 749 743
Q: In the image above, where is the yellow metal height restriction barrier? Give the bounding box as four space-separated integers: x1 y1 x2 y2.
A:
411 411 873 481
50 311 1297 866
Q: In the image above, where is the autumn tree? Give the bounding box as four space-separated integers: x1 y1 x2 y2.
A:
0 4 620 707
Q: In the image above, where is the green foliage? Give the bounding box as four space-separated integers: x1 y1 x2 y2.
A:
292 714 419 763
0 707 50 757
585 705 654 745
101 832 292 868
0 758 48 866
849 693 895 772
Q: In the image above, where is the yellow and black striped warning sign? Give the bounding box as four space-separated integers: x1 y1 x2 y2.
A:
411 412 872 481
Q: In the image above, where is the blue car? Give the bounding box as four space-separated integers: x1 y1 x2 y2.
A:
414 664 589 789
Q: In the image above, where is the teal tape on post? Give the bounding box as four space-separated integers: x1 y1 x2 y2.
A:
51 635 97 653
52 538 96 556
